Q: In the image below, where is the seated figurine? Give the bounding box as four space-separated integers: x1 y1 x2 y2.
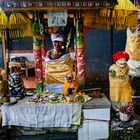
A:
45 34 73 93
8 66 25 99
63 72 79 95
47 33 66 60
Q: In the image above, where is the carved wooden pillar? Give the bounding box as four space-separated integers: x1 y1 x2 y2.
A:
32 13 47 95
75 14 86 89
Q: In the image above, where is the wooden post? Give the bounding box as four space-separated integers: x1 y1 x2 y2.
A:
2 31 7 71
75 12 86 89
110 26 113 65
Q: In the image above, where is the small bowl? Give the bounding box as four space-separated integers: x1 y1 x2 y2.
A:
26 91 35 96
119 111 131 122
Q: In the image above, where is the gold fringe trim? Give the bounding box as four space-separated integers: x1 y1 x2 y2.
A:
0 12 33 38
84 9 138 30
0 12 8 29
8 13 33 38
114 0 137 11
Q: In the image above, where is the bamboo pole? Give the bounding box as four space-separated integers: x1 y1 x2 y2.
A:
2 32 7 71
110 26 113 65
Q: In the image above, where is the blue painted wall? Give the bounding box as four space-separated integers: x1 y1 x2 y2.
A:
85 28 126 86
9 37 33 50
113 29 126 53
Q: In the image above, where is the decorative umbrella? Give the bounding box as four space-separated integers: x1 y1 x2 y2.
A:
115 0 137 10
112 0 138 29
0 12 8 29
83 0 138 30
0 11 33 38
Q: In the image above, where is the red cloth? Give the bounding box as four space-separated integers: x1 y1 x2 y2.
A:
113 51 129 62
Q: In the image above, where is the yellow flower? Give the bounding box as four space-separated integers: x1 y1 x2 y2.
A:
77 91 83 96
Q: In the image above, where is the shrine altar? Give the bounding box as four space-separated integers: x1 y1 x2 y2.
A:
1 93 111 140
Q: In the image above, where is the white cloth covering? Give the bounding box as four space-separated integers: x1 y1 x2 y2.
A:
127 59 140 77
1 97 82 128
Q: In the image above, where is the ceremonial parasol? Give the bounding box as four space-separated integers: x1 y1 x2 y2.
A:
84 0 138 30
0 10 32 38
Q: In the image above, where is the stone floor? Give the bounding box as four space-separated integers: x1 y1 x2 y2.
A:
1 115 140 140
109 114 140 140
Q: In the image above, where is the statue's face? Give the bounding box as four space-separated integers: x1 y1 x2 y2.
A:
65 73 74 83
53 41 63 50
12 73 20 84
116 58 127 68
65 72 76 83
66 75 73 82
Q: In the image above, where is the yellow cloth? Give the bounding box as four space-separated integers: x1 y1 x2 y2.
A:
109 64 132 102
114 0 137 10
45 55 73 84
63 78 79 95
0 67 7 95
125 29 140 60
0 80 7 95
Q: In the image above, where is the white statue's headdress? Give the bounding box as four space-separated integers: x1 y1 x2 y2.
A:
51 34 64 42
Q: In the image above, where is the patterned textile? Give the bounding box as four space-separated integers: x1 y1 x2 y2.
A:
8 72 25 98
109 64 133 102
1 97 82 128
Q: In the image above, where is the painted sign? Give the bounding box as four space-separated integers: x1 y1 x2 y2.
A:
47 10 67 27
